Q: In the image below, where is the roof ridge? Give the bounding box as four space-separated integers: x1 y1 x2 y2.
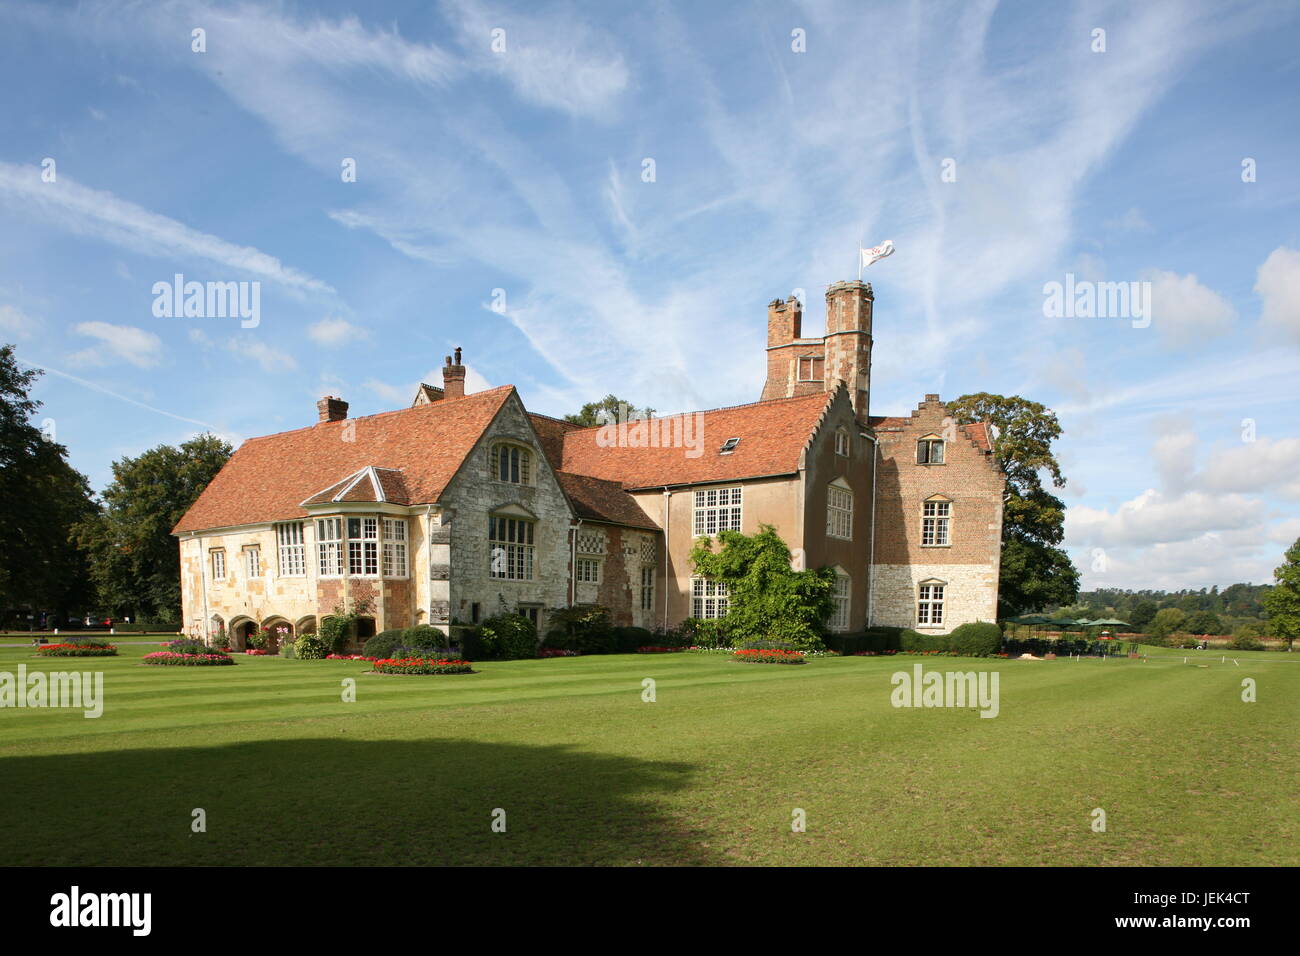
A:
557 390 832 437
243 385 515 445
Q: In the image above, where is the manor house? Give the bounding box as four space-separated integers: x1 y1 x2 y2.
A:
173 280 1005 647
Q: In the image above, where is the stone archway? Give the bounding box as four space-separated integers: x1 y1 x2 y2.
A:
261 617 294 652
228 616 257 651
295 615 318 636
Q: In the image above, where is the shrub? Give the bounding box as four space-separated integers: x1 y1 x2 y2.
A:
1230 633 1265 651
947 621 1002 657
1166 632 1201 649
372 657 474 675
636 646 685 653
400 625 452 654
612 626 657 653
732 648 805 664
899 629 945 652
294 634 329 660
542 605 615 655
674 617 730 649
211 630 231 651
363 629 408 660
36 643 117 657
142 652 234 666
165 639 215 655
475 614 537 660
318 615 351 655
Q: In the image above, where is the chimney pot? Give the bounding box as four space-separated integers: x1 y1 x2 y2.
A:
442 348 467 400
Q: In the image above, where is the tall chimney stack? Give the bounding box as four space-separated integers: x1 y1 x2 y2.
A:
317 395 349 423
442 347 466 400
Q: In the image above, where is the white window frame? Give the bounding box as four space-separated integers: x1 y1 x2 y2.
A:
276 522 306 577
830 571 851 632
347 517 379 576
918 582 946 627
244 547 261 579
693 487 743 536
382 518 408 578
922 499 952 547
316 518 343 577
640 565 655 611
489 515 535 581
576 557 601 583
210 549 226 580
917 437 945 465
827 484 853 540
691 577 730 619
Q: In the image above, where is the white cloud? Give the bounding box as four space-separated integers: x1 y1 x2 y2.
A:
1255 246 1300 343
308 317 368 347
1145 269 1236 346
1065 488 1264 549
68 321 163 368
224 337 297 372
0 304 37 338
1197 437 1300 499
0 161 334 296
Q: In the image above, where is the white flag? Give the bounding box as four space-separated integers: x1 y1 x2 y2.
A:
861 239 895 269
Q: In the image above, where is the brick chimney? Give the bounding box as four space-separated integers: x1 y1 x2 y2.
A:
442 347 466 400
766 295 802 347
317 395 348 423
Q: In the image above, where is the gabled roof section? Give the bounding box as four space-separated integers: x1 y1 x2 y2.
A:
868 414 994 453
173 386 515 534
557 472 659 530
528 412 581 474
412 383 444 406
558 391 836 490
300 466 411 507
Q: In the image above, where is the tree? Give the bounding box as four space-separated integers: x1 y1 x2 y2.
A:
1148 607 1187 640
948 393 1079 617
1264 537 1300 651
564 394 655 427
689 524 835 650
1129 600 1159 630
0 344 98 621
1185 610 1222 636
74 434 231 625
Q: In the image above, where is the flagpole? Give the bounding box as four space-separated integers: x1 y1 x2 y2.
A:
857 230 863 281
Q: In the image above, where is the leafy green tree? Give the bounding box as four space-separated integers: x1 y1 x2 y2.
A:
1129 600 1159 630
1264 537 1300 651
689 524 834 650
949 393 1079 617
564 394 655 427
0 345 97 620
1185 610 1222 636
74 434 231 625
1148 607 1187 640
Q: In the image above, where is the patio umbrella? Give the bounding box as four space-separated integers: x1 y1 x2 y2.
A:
1003 613 1052 638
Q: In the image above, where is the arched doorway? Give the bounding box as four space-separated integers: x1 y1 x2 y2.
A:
261 617 293 652
229 617 257 651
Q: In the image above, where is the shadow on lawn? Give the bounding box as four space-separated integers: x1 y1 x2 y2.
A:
0 737 717 866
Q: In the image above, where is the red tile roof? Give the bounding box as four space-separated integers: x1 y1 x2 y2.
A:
173 387 514 533
557 472 658 530
300 467 411 506
558 391 836 490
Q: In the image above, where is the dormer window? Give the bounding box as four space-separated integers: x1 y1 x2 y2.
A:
917 436 945 464
491 442 533 485
719 437 740 455
798 356 824 381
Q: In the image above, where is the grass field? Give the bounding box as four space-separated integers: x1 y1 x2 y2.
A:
1 643 1295 866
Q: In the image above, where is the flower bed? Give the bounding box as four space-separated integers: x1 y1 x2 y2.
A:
36 642 117 657
852 649 959 657
538 648 578 658
326 654 376 661
636 646 685 654
371 657 474 675
732 648 805 665
244 648 276 656
142 651 234 666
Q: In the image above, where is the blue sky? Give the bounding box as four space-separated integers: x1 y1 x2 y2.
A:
1 0 1298 592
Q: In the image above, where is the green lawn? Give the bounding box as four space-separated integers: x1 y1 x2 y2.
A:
0 643 1295 866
